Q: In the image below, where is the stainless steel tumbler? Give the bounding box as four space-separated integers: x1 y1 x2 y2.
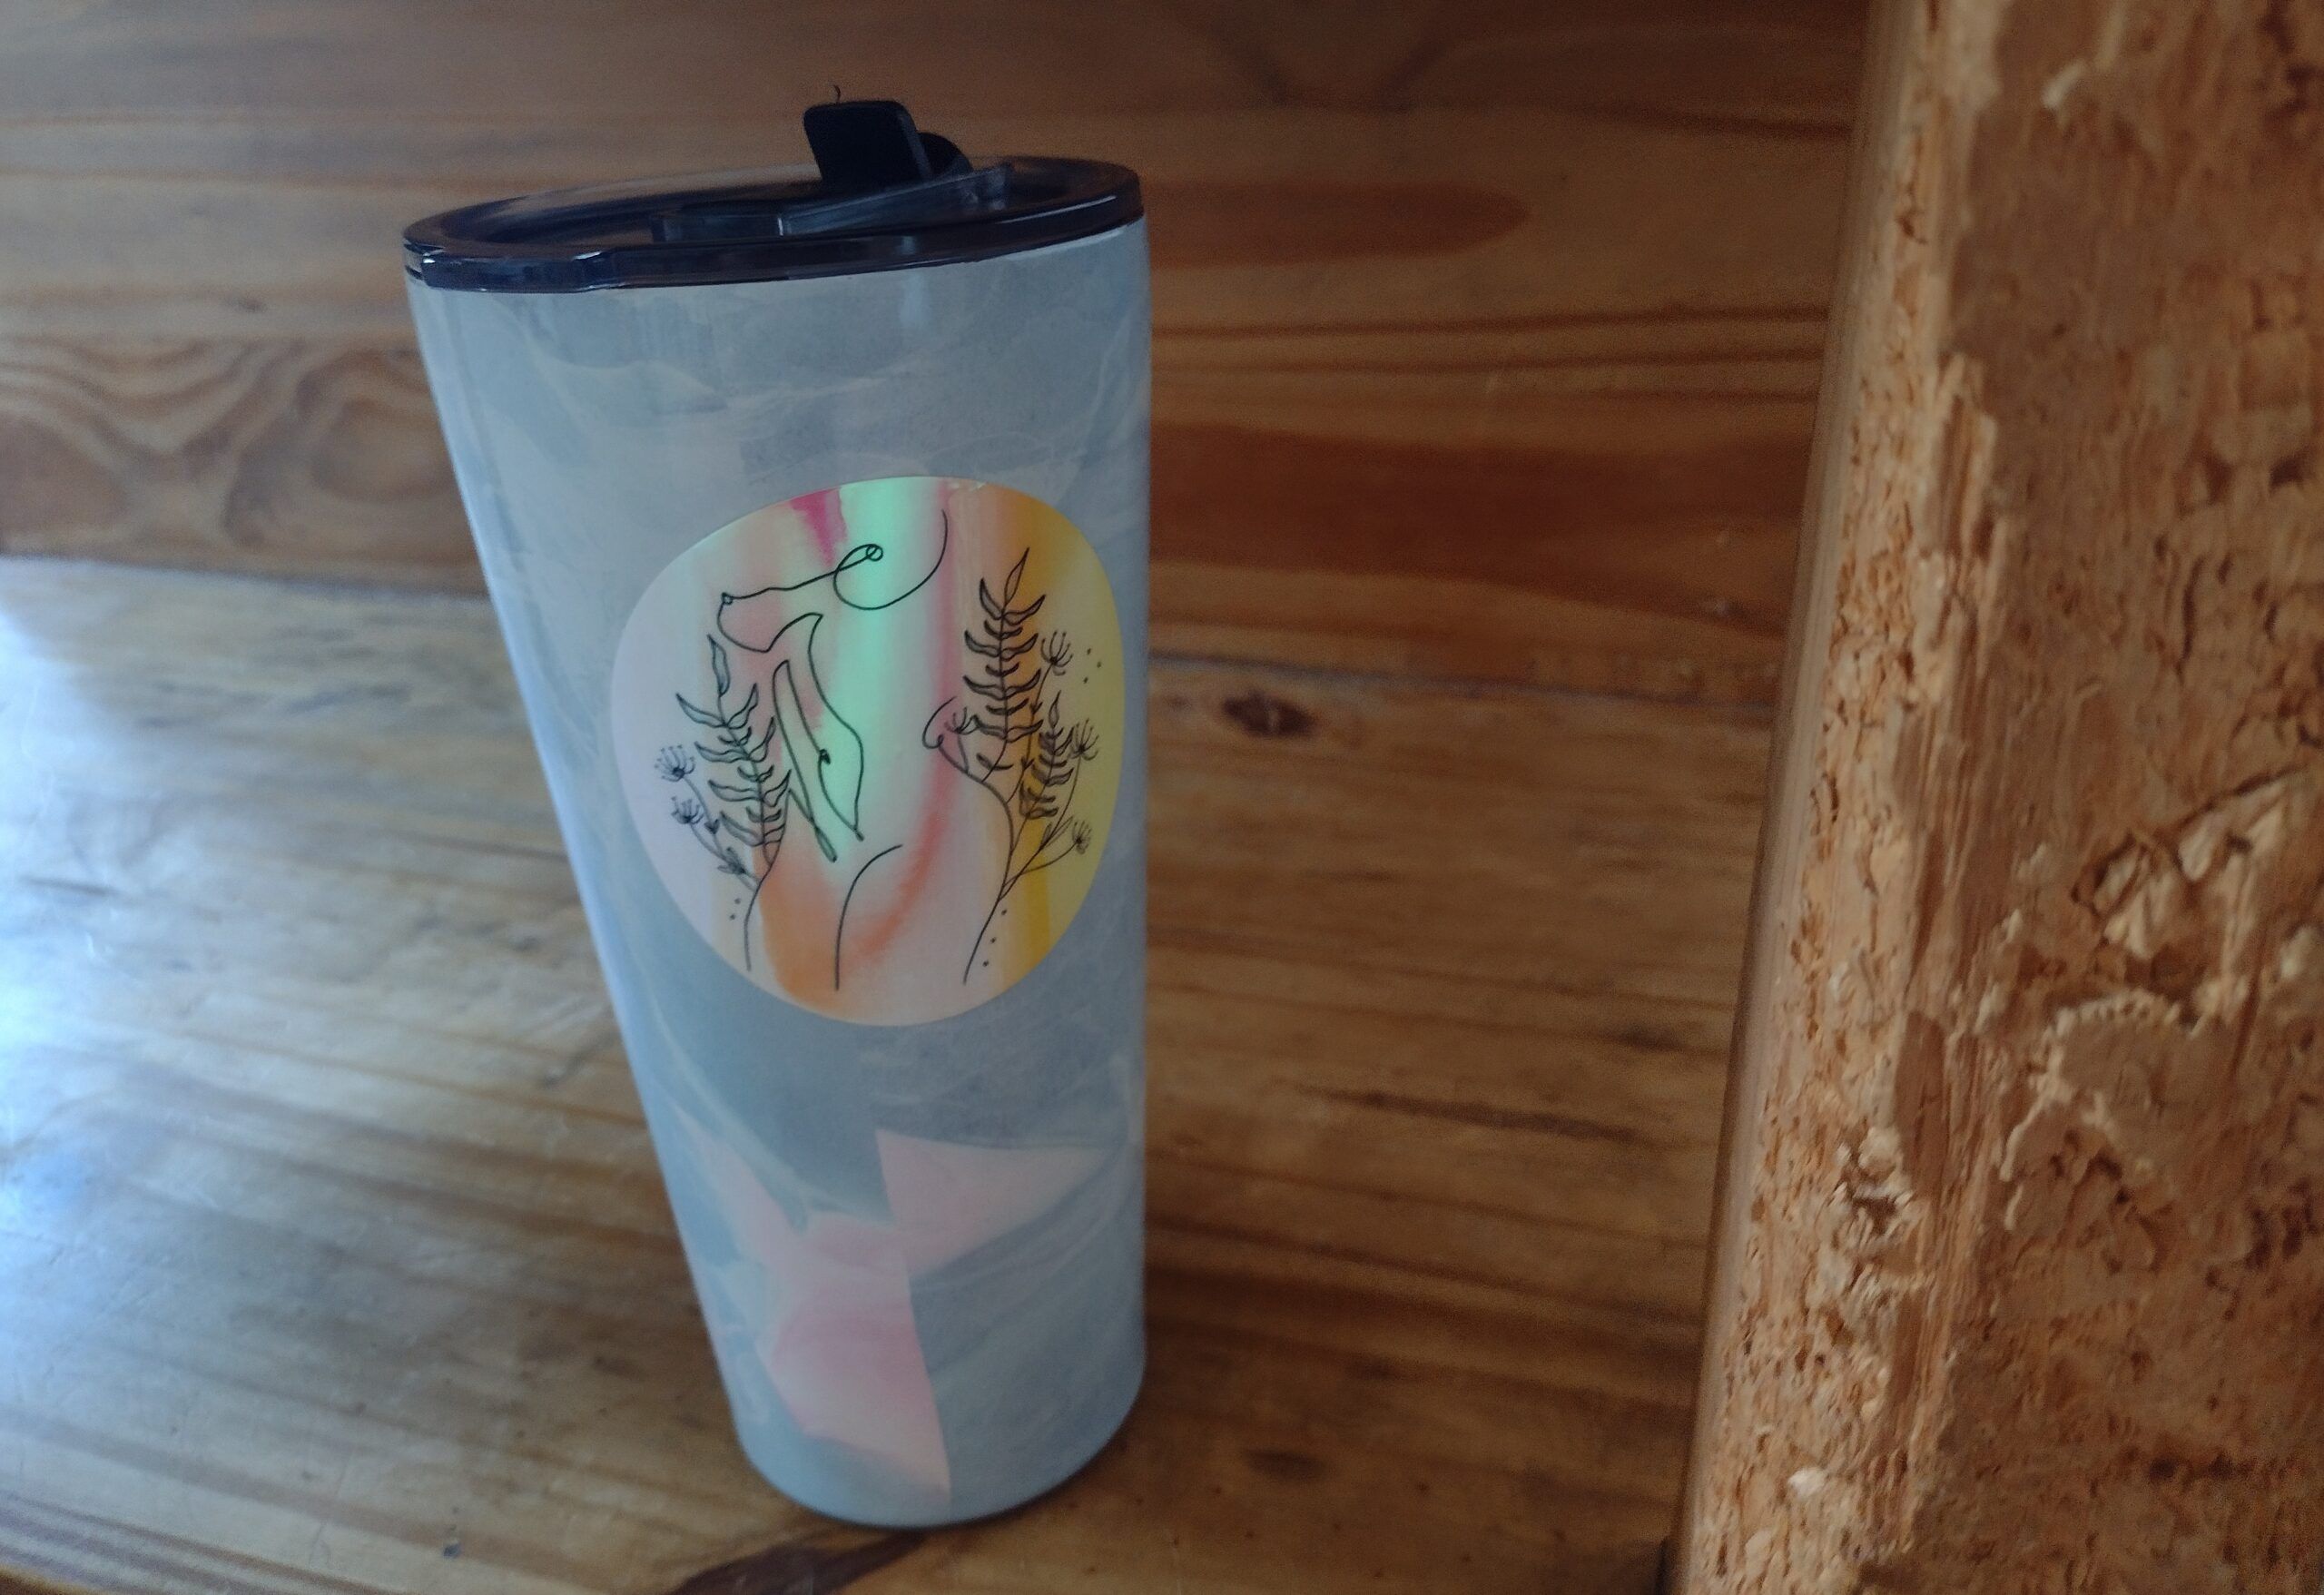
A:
403 102 1147 1526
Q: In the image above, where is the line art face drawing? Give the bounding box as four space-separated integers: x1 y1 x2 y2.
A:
612 478 1125 1025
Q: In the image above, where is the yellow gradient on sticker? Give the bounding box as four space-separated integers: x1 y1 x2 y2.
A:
610 477 1124 1026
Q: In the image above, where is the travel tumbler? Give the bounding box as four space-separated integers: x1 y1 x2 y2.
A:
402 102 1147 1526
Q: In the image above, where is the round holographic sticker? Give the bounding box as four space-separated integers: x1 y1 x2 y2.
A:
611 478 1125 1026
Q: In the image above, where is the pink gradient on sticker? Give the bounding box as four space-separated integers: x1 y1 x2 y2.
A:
675 1108 950 1497
793 485 846 566
610 476 1124 1024
877 1130 1104 1275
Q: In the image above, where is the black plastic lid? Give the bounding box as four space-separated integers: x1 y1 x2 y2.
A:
404 100 1141 293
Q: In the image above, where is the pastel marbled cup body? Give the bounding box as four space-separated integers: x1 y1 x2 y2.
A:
408 222 1149 1525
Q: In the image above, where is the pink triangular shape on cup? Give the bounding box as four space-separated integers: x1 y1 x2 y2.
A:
876 1130 1104 1276
674 1108 950 1497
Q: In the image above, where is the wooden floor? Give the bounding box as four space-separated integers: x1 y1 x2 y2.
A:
0 559 1768 1595
1 0 1864 706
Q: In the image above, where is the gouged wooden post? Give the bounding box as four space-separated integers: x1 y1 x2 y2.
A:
1677 1 2324 1590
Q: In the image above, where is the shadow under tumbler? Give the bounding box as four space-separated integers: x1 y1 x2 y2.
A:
402 102 1148 1526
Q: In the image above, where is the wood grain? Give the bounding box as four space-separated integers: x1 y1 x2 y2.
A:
1678 0 2324 1588
0 0 1865 702
0 556 1768 1594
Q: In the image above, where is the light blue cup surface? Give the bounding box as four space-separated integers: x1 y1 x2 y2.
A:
409 221 1150 1525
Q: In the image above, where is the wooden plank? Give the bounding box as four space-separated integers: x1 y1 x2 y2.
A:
0 556 1768 1594
1677 0 2324 1588
0 0 1865 701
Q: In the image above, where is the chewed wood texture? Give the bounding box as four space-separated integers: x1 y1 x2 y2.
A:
0 559 1768 1593
0 1 1864 703
1679 0 2324 1588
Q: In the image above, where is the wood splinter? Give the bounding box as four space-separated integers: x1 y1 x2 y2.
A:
1678 1 2324 1589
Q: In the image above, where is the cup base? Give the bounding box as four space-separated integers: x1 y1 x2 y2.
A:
733 1344 1147 1530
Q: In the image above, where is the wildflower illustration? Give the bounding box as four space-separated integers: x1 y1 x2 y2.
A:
655 527 914 980
667 640 793 970
614 477 1120 1023
922 549 1102 980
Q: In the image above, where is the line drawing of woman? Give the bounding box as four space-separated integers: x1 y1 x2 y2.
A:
684 514 947 984
622 478 1121 1025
